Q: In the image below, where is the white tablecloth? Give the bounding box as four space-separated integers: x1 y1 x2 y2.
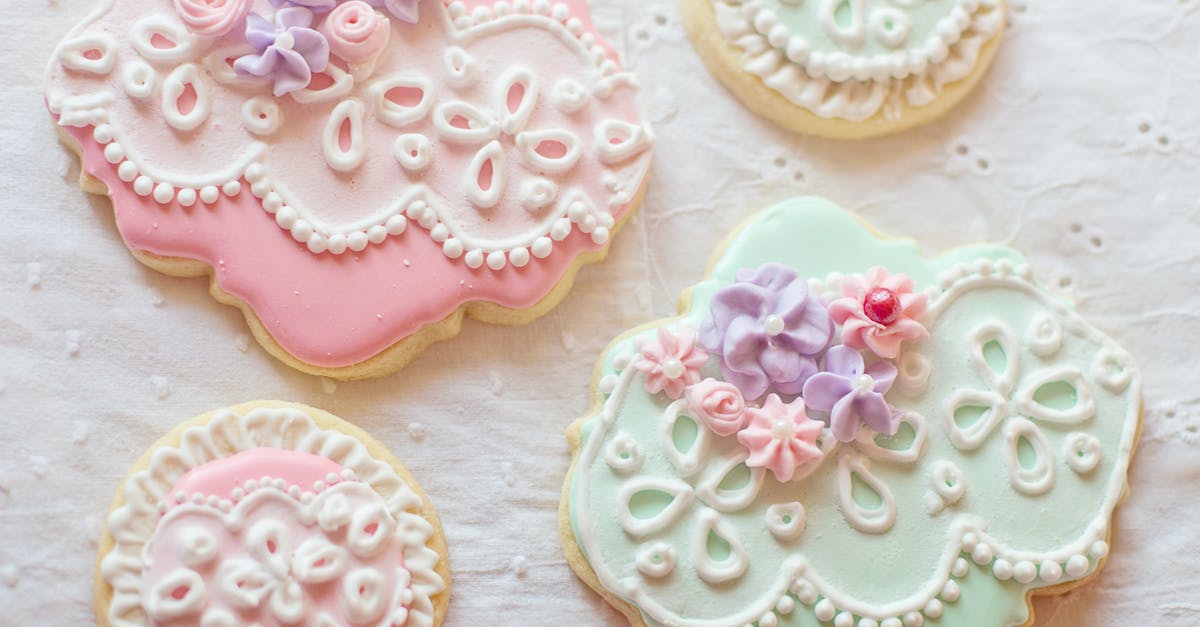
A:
3 0 1199 624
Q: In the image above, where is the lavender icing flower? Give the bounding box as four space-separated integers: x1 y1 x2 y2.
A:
268 0 338 13
365 0 422 23
234 7 330 97
802 345 900 442
699 263 834 399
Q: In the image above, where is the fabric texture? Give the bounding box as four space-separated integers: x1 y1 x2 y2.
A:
2 0 1199 625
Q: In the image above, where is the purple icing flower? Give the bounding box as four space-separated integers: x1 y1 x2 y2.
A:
365 0 422 24
268 0 338 13
802 345 900 442
699 263 834 399
234 7 330 97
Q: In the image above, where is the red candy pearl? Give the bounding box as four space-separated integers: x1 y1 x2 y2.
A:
863 287 901 326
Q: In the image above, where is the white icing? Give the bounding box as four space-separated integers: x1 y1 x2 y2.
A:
48 1 654 265
290 63 355 105
616 476 694 538
1064 432 1103 474
515 129 583 174
635 541 677 579
121 60 155 99
660 400 711 478
712 0 1006 121
766 502 807 542
57 33 118 75
130 15 196 65
144 568 206 621
604 432 645 474
394 133 434 172
694 453 765 512
369 74 436 128
692 508 749 584
99 407 444 627
835 451 897 534
571 263 1139 626
594 119 655 164
551 78 589 113
160 64 210 132
464 140 506 208
323 99 367 173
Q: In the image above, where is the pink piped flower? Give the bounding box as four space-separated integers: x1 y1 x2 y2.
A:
828 267 927 360
320 1 391 65
736 394 824 482
174 0 254 37
685 378 747 436
635 327 709 399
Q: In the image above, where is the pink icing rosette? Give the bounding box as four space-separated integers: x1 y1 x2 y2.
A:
736 394 824 482
635 328 709 399
828 266 928 359
174 0 254 37
319 1 391 64
685 378 747 436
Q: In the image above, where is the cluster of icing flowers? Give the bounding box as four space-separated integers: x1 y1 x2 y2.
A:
173 0 421 95
636 263 928 482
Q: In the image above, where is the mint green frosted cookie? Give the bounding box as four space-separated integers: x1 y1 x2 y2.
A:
562 198 1140 627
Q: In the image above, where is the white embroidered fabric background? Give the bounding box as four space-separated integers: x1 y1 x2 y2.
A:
2 0 1199 625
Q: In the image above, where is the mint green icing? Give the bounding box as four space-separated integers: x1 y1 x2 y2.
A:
759 0 963 58
567 198 1140 627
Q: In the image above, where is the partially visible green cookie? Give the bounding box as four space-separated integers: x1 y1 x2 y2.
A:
681 0 1007 138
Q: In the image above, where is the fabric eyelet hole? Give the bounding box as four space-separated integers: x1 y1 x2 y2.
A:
1058 276 1073 288
654 13 668 26
955 143 969 156
1069 222 1082 234
1089 234 1104 250
773 156 787 168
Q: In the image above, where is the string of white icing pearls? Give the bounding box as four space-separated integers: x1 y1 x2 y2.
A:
446 1 596 60
157 469 360 515
749 529 1110 627
740 0 997 84
92 124 243 207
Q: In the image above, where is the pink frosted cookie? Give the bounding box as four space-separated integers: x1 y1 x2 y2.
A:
46 0 654 378
95 401 449 626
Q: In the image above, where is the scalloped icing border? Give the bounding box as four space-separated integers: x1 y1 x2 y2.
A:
95 401 449 627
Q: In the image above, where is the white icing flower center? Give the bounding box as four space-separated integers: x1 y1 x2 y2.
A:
661 358 685 380
275 31 295 51
764 315 786 336
853 374 875 395
772 419 795 440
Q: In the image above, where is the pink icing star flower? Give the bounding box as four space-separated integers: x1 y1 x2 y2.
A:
635 327 709 399
828 267 928 359
736 394 824 482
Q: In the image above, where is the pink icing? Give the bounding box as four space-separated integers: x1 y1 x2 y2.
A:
169 448 344 505
66 123 633 367
320 1 391 64
736 394 824 482
52 0 648 370
634 327 709 400
828 266 928 360
173 0 253 37
146 448 410 625
685 378 747 437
